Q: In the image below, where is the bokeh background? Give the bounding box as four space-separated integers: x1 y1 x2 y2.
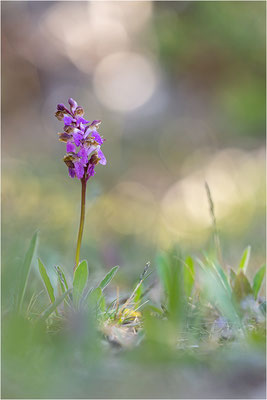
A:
2 1 265 307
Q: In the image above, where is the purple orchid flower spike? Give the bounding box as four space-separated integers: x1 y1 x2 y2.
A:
55 98 106 271
55 98 106 181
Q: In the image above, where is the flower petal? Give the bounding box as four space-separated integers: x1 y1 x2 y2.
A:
98 149 107 165
73 131 83 146
68 167 76 178
74 161 85 179
78 147 88 165
91 130 104 145
66 142 76 153
87 163 95 178
63 115 75 125
76 117 90 125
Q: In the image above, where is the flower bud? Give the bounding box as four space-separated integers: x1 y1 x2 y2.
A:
57 103 66 111
68 98 78 113
74 107 84 117
55 111 65 121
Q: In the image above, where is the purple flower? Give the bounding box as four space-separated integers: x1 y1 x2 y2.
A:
66 142 76 153
55 98 106 180
98 149 106 165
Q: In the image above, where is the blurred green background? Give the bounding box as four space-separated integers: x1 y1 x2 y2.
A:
2 1 265 309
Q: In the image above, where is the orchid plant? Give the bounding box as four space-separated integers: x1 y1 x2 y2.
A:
15 99 120 319
55 98 106 271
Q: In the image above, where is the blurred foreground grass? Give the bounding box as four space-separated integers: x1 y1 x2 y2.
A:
2 226 266 399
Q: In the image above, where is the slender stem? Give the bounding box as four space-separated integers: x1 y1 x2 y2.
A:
74 177 87 272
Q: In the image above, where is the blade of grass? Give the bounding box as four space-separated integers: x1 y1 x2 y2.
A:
16 232 38 313
55 266 69 291
40 290 71 321
252 265 266 299
238 246 251 273
38 259 55 303
205 182 224 267
99 266 119 291
184 256 195 297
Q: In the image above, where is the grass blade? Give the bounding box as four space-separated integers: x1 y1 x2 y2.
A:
40 290 71 320
238 246 251 273
212 262 232 295
73 260 88 306
99 266 119 291
184 256 195 297
16 232 38 313
55 266 69 293
38 259 55 303
252 264 266 299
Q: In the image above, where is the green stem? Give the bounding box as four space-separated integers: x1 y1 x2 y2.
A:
74 177 87 272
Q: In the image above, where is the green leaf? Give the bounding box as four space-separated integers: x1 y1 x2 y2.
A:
144 304 163 316
184 256 195 297
55 266 69 293
134 284 143 305
40 290 71 320
38 259 55 303
87 287 106 313
73 260 88 306
156 252 171 293
99 266 119 291
233 271 253 302
238 246 251 273
89 287 102 303
229 268 236 288
252 265 266 299
16 232 38 313
212 262 232 296
200 267 241 328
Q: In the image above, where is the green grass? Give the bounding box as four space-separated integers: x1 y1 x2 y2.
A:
2 229 266 399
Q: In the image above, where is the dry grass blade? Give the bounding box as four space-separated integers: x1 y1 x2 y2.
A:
205 182 224 267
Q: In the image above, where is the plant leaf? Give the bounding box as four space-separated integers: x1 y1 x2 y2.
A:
212 262 232 296
184 256 195 297
200 267 241 328
16 232 38 313
55 266 69 293
229 268 236 288
156 252 171 293
233 271 253 302
73 260 88 306
38 259 55 303
99 266 119 291
252 264 266 299
40 290 71 320
87 287 106 313
238 246 251 273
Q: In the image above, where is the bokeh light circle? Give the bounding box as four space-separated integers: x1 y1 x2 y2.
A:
93 52 157 112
